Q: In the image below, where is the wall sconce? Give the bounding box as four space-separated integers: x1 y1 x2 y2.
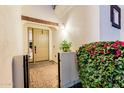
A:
60 23 65 30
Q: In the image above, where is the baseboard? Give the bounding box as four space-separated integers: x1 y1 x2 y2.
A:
69 82 82 88
60 79 81 88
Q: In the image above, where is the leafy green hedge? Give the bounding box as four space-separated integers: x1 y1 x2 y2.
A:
76 41 124 88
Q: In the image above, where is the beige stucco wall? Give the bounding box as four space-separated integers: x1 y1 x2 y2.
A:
120 6 124 41
0 6 23 87
22 5 59 23
52 6 100 62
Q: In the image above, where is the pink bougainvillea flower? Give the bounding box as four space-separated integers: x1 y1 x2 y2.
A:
100 50 104 54
115 41 121 45
107 50 110 54
90 51 93 53
115 49 121 57
120 41 124 47
95 51 98 54
103 43 109 48
92 45 96 48
111 43 118 49
103 44 107 48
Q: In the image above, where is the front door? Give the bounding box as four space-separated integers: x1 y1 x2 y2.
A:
33 28 49 62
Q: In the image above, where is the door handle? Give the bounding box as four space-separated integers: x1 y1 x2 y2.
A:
35 46 36 54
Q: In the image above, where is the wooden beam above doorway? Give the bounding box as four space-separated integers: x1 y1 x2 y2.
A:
21 15 58 26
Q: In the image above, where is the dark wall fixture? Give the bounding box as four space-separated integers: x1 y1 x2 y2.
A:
110 5 121 29
52 5 56 10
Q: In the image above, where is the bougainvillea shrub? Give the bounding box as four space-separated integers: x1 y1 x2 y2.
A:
76 41 124 88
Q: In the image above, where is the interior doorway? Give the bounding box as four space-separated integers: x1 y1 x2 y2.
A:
22 15 59 88
22 17 59 88
28 27 49 63
27 26 58 88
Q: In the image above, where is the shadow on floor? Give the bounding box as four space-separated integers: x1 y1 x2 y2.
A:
69 82 82 88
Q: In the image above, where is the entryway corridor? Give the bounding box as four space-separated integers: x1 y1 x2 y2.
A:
29 61 58 88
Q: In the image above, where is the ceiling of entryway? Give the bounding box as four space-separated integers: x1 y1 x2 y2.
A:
53 5 74 19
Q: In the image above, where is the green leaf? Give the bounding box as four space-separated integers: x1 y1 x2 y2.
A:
77 41 124 88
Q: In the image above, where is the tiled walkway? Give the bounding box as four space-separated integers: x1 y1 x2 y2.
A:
29 61 58 88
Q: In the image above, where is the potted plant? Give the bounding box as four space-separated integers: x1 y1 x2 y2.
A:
59 40 79 87
60 40 72 52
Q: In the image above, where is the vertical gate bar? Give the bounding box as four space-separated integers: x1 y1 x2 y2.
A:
58 53 61 88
